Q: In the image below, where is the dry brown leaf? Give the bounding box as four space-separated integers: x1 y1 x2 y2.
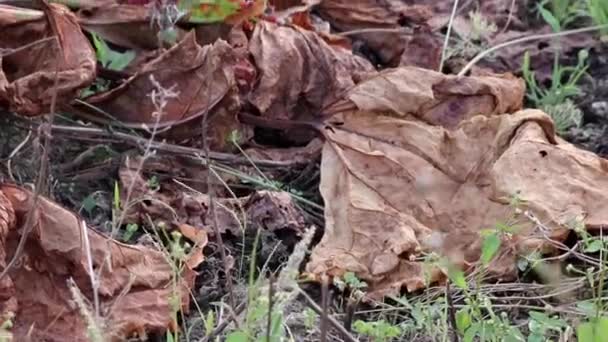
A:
0 3 96 116
77 3 187 50
178 223 208 269
0 184 201 341
245 138 323 164
314 0 411 66
248 21 374 137
308 107 608 298
326 66 525 128
118 155 306 236
80 32 251 146
307 68 608 298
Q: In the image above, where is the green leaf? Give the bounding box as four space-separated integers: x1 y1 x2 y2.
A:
226 331 248 342
481 233 501 265
122 223 139 242
90 32 134 71
576 301 598 316
204 310 215 336
82 194 98 215
463 323 481 342
113 181 121 212
577 317 608 342
456 309 472 334
529 311 567 329
584 239 604 253
539 6 562 32
448 267 468 290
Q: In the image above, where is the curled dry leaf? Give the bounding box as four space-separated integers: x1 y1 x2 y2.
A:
244 138 323 164
77 3 187 50
167 189 306 237
119 155 306 237
0 3 96 116
326 67 525 129
248 21 374 121
80 32 251 146
307 68 608 298
0 184 202 341
314 0 410 65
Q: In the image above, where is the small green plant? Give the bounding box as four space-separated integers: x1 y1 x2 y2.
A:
522 49 589 108
542 99 583 134
334 271 368 308
577 316 608 342
0 313 13 342
587 0 608 37
446 10 497 60
147 175 160 191
224 227 316 342
303 308 317 331
91 33 135 71
81 33 136 97
522 49 588 134
527 311 568 342
353 320 402 342
165 230 191 342
537 0 585 31
122 223 139 242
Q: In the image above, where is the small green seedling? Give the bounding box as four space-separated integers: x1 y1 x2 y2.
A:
577 317 608 342
353 320 402 342
528 311 568 342
122 223 139 242
91 33 135 71
537 0 584 31
522 49 588 134
587 0 608 37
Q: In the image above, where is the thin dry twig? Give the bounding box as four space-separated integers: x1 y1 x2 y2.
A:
41 123 300 168
458 24 608 76
298 287 358 342
201 90 237 312
439 0 460 72
320 276 329 342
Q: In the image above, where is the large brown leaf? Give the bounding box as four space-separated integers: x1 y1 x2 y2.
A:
314 0 410 66
248 21 374 122
77 3 187 50
307 68 608 298
0 184 203 341
326 67 525 128
80 32 250 147
0 3 96 116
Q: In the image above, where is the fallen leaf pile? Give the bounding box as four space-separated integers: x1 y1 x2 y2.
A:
1 0 607 339
0 184 204 341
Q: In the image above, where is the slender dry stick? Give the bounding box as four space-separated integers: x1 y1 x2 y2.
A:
458 24 608 76
320 276 329 342
80 220 101 322
43 123 297 168
0 35 59 281
200 301 247 342
266 274 276 342
201 104 236 311
439 0 460 72
499 0 517 34
298 288 358 342
446 282 459 342
336 27 411 36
